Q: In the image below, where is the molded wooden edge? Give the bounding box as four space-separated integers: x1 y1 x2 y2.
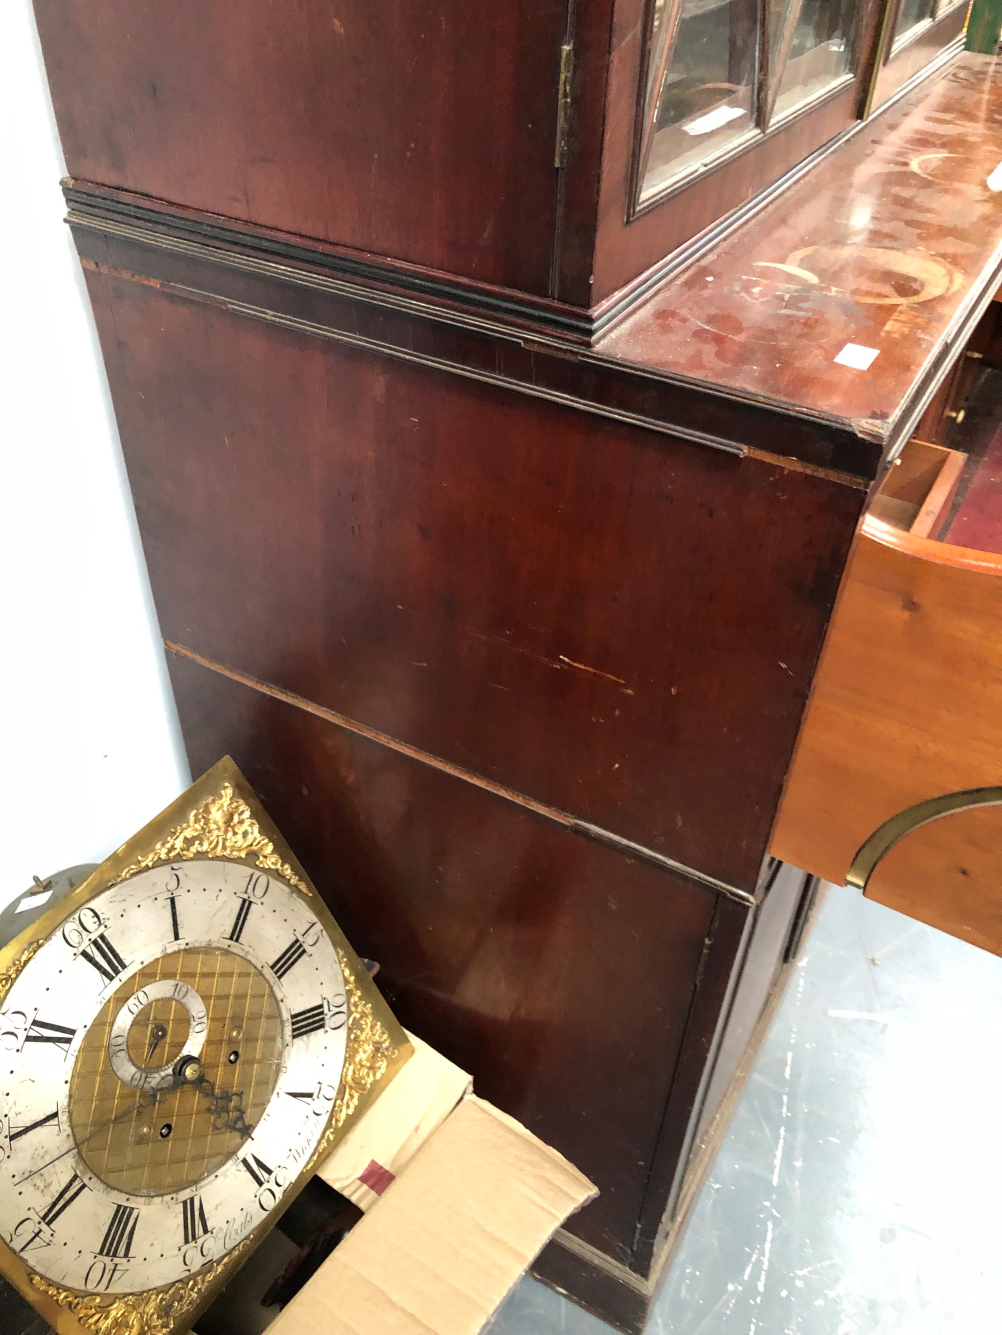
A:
860 514 1002 571
63 179 600 344
73 228 880 477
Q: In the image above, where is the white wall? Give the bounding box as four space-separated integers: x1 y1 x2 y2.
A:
1 0 190 908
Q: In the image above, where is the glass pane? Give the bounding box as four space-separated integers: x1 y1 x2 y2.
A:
769 0 860 122
893 0 937 42
640 0 760 201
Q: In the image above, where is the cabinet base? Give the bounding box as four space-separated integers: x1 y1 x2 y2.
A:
530 895 823 1334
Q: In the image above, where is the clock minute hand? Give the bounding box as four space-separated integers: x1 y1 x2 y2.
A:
14 1090 158 1187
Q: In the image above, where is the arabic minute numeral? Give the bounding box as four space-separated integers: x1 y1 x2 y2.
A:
243 872 270 900
270 938 307 980
85 1258 130 1292
324 992 348 1032
79 933 128 984
40 1173 88 1228
290 1004 325 1040
60 907 103 952
12 1216 52 1254
63 909 127 981
98 1203 139 1259
182 1195 209 1245
285 1081 337 1117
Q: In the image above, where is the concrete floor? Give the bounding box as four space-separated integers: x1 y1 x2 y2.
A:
487 883 1002 1335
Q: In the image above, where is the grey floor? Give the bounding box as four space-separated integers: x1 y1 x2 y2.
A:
486 884 1002 1335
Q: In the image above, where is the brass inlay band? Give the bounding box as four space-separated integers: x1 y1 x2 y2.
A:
847 786 1002 890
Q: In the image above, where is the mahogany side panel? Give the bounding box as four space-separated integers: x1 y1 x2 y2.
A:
530 1243 652 1334
32 0 564 295
687 862 809 1156
84 269 865 891
165 649 719 1264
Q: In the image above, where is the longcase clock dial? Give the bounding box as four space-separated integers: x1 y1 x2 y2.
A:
0 758 409 1334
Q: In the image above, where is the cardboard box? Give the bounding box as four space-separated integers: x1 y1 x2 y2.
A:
199 1034 597 1335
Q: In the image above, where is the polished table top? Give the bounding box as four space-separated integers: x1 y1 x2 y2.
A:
598 54 1002 447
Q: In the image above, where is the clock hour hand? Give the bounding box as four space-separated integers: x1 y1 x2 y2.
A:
175 1055 253 1138
146 1021 168 1063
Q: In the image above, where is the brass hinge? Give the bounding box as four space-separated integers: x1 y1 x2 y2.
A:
554 41 574 169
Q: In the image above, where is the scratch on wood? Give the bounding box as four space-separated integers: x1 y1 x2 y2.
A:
461 628 632 689
558 655 627 686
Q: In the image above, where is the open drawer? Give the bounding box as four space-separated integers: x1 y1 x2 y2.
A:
868 439 967 538
770 481 1002 956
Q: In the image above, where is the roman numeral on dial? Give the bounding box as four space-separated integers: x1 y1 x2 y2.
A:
241 1153 274 1188
270 938 306 980
168 895 181 941
79 934 127 983
41 1174 87 1227
290 1004 325 1040
227 898 253 943
182 1195 209 1245
24 1018 76 1052
9 1110 59 1143
98 1203 139 1259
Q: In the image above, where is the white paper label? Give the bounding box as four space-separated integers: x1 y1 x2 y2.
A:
987 160 1002 191
833 343 880 370
15 890 52 912
683 104 745 137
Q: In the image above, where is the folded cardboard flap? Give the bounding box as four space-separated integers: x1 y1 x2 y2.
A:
270 1095 598 1335
318 1033 472 1210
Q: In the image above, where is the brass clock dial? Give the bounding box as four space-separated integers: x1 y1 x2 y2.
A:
0 759 410 1335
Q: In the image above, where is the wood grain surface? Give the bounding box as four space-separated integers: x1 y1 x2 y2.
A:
33 0 565 295
771 519 1002 955
165 649 727 1264
84 268 865 892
